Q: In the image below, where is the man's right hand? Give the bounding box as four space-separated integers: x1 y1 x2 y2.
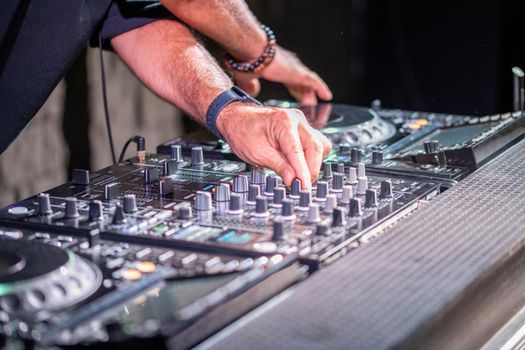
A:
216 103 332 189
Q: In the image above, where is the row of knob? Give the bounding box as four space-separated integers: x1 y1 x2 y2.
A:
337 147 384 165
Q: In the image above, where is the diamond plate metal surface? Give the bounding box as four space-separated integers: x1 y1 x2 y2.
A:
203 140 525 350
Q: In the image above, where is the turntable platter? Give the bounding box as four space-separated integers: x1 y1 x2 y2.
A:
0 238 102 315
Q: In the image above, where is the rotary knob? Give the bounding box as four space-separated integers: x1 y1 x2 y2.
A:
265 176 280 195
195 191 212 211
254 196 269 217
348 198 362 217
341 185 353 204
232 175 249 193
357 162 366 178
332 173 344 192
331 207 345 227
316 181 328 201
215 184 231 202
365 189 378 208
272 187 286 207
281 199 295 219
247 184 261 205
336 163 345 174
178 202 193 219
89 200 104 221
272 219 285 241
64 197 79 218
228 193 243 214
191 147 204 166
350 148 362 164
171 144 183 162
324 194 337 213
38 193 52 216
307 203 321 223
356 176 368 195
290 178 301 198
250 168 266 185
123 194 138 213
372 150 383 165
315 223 331 236
112 203 127 225
298 190 312 210
339 144 351 154
347 167 358 185
323 162 333 179
380 180 393 199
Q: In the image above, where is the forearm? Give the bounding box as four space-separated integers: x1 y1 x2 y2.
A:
110 19 233 124
159 0 267 61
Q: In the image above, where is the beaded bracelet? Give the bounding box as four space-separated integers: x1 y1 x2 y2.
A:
225 24 277 73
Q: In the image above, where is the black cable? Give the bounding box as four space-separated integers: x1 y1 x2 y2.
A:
118 135 145 163
98 32 117 164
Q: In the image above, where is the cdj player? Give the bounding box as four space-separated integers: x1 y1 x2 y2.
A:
1 69 525 349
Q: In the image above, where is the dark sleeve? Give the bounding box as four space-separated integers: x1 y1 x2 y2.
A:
92 0 173 46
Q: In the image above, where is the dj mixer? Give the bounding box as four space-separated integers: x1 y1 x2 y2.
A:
2 68 525 348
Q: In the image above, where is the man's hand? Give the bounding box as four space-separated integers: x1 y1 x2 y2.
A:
231 46 333 106
217 104 332 188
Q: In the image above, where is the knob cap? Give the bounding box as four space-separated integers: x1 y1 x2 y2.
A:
265 176 280 195
104 182 120 201
178 202 193 219
233 175 249 193
371 99 382 111
250 168 266 185
64 197 79 218
316 181 328 200
331 207 345 227
191 147 204 166
365 189 378 208
123 194 137 213
247 184 261 204
298 190 312 210
339 144 351 154
290 178 301 198
380 180 393 199
228 193 243 214
332 173 344 192
112 203 127 225
336 163 345 174
307 203 321 223
272 187 286 207
195 191 212 211
324 194 337 213
323 162 333 179
215 184 231 202
350 148 362 164
341 185 353 204
144 168 160 184
349 198 362 217
71 169 90 185
372 151 384 165
315 223 331 236
357 176 368 195
89 200 104 221
254 196 269 217
281 199 295 219
171 144 183 162
424 140 439 154
38 193 52 215
272 219 284 241
347 167 358 185
357 162 366 178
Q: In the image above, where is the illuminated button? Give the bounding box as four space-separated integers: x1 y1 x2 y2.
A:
416 118 429 126
122 268 142 281
408 122 421 129
153 225 169 234
137 261 156 273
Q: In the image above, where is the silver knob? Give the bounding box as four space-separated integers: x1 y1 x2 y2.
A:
233 175 249 193
64 197 79 218
215 184 231 202
191 147 204 166
347 167 358 185
324 194 337 213
356 176 368 195
341 185 353 204
195 191 212 211
171 144 183 162
307 203 321 223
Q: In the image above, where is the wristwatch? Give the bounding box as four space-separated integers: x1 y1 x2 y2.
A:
206 86 262 139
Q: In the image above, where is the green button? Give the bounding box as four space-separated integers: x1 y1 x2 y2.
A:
153 225 168 234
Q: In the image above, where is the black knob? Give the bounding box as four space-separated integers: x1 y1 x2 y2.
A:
191 146 204 166
350 148 363 164
112 203 127 225
233 175 249 193
171 144 183 162
332 173 344 192
281 199 294 218
104 182 120 201
247 184 261 204
336 163 345 174
372 151 383 165
299 190 312 209
315 222 331 236
272 219 284 241
163 159 177 176
265 176 280 195
144 168 160 184
178 202 193 219
348 198 362 217
316 181 329 200
323 162 333 179
273 187 286 206
380 180 393 199
424 140 439 154
71 169 90 185
339 144 351 154
89 200 104 221
365 189 378 208
123 194 138 213
290 178 301 198
38 193 52 215
331 207 345 227
254 196 269 216
64 197 79 218
228 193 243 213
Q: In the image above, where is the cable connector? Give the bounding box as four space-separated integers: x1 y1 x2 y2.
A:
118 135 146 163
